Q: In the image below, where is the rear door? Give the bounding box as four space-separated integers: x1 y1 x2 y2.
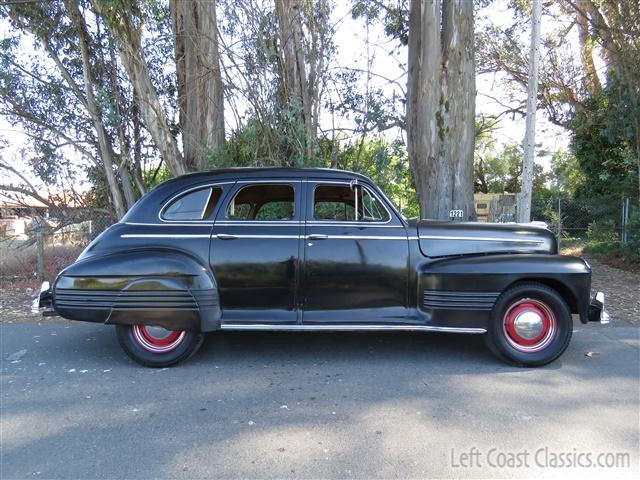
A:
301 179 411 325
210 180 303 325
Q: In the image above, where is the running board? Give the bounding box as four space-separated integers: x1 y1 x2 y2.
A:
220 324 486 334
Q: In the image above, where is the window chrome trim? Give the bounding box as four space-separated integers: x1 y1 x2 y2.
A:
199 187 214 220
214 220 301 226
220 324 486 334
159 182 234 224
310 180 393 225
125 221 219 227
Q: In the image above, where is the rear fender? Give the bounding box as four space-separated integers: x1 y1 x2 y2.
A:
52 249 221 332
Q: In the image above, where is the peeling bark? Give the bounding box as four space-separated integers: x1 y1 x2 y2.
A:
275 0 316 159
171 0 225 171
407 0 476 220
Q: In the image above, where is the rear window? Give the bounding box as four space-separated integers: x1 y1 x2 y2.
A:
162 187 222 221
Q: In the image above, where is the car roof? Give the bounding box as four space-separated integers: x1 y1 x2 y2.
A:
163 167 372 184
121 167 387 224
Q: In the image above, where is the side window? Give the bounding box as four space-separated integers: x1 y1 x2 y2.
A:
314 185 356 221
361 188 389 221
313 184 390 222
226 184 295 221
162 187 222 221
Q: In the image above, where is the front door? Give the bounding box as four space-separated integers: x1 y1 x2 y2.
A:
302 179 410 324
210 180 303 325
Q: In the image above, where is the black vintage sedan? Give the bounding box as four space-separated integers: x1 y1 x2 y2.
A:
34 168 608 367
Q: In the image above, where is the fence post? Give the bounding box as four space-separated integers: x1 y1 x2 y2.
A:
621 197 630 245
36 222 44 281
556 198 562 251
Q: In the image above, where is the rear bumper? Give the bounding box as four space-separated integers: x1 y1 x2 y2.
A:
30 281 57 316
587 291 610 324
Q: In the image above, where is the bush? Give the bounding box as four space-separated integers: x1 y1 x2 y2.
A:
583 211 640 263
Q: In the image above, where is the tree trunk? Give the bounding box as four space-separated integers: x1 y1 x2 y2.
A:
517 0 541 223
275 0 314 159
93 0 187 178
65 0 127 218
576 0 602 95
442 0 476 221
407 0 476 220
171 0 225 171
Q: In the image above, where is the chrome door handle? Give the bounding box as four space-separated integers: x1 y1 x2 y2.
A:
307 234 328 240
215 233 237 240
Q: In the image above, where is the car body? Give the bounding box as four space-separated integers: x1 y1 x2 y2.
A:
35 168 609 366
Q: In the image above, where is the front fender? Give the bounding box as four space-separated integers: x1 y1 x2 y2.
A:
52 249 221 332
418 254 592 323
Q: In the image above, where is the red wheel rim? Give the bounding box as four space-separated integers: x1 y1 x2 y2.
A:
502 299 557 353
131 325 186 353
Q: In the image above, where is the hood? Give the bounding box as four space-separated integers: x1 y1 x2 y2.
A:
413 220 557 258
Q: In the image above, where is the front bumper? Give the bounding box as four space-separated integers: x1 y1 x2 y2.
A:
587 291 610 324
30 281 57 316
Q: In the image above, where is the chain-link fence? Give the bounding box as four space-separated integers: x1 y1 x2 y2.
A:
530 196 639 250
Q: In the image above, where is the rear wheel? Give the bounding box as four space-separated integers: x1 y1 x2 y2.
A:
116 324 204 367
485 283 573 367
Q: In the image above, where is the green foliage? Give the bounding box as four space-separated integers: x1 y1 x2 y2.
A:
549 150 586 195
584 209 640 264
586 219 618 244
474 138 547 194
209 126 419 218
208 103 317 169
570 79 639 199
318 137 419 218
350 1 409 46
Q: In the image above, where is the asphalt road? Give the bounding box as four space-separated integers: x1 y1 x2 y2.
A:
1 321 639 479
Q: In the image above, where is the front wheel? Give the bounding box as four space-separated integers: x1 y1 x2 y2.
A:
484 282 573 367
116 324 204 367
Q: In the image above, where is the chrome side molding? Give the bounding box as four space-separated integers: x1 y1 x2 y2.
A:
220 324 487 334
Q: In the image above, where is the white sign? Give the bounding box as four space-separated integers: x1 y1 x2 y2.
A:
449 209 464 219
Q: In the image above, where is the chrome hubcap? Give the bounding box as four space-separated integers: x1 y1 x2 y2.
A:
131 325 186 354
513 311 544 340
502 298 557 353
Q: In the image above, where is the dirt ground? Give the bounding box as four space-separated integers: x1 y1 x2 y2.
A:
1 255 637 326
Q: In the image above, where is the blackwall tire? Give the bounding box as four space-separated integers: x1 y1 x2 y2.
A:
484 282 573 367
116 324 204 367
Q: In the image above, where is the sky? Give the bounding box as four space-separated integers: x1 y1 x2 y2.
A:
1 0 583 192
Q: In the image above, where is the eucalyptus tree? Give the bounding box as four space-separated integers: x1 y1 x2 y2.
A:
215 0 333 166
93 0 187 177
1 0 131 217
171 0 225 170
407 0 476 220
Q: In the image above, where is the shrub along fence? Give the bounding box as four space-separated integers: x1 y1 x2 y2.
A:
531 196 639 257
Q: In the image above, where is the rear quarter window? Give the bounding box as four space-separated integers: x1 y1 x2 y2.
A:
162 187 222 221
